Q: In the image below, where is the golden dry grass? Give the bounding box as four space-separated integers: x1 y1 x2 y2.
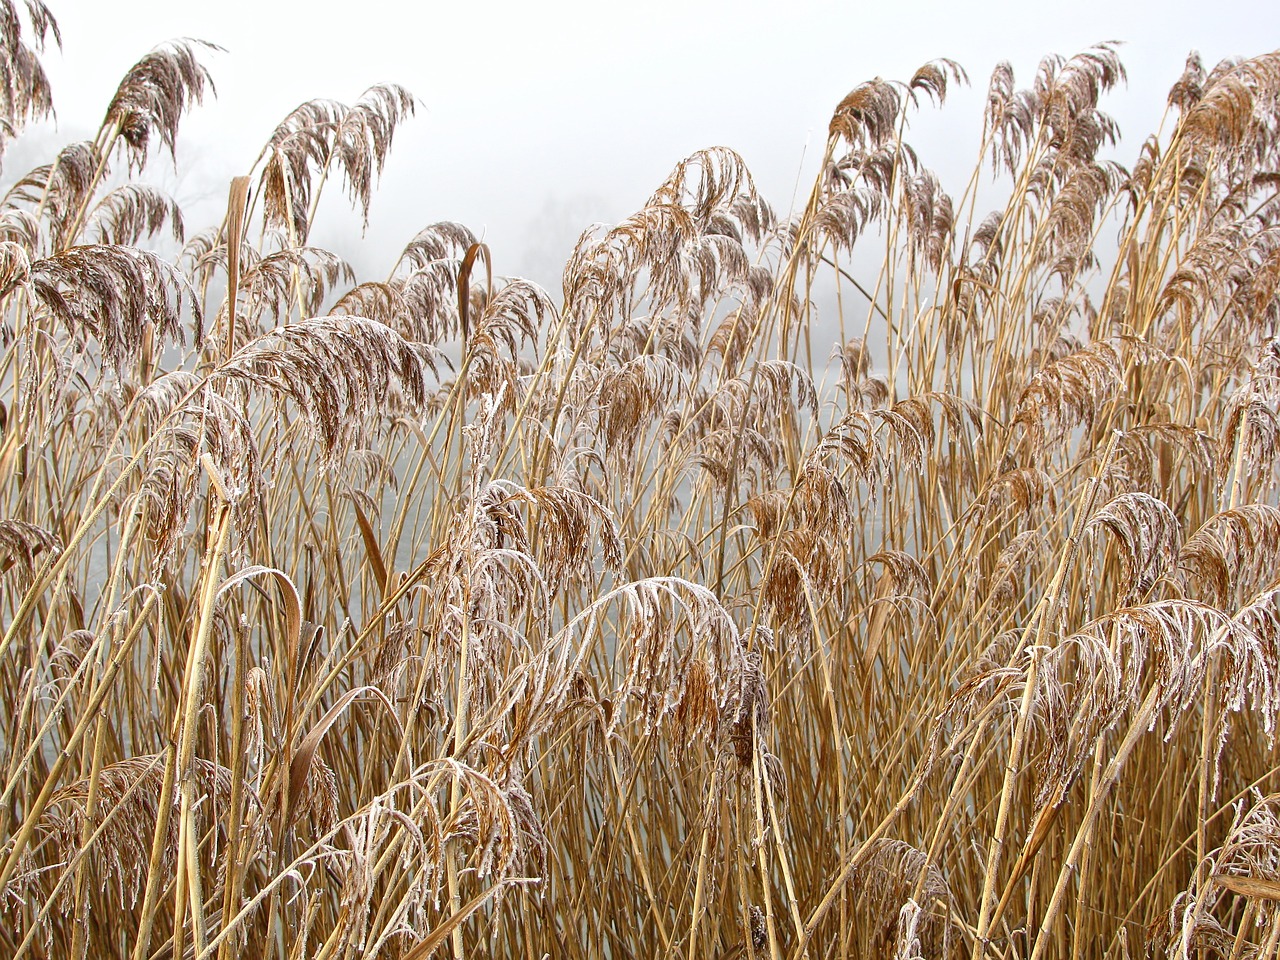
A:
3 5 1280 958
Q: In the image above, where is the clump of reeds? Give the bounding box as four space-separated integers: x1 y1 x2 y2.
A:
2 3 1280 957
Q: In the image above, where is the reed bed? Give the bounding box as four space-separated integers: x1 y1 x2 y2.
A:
2 4 1280 957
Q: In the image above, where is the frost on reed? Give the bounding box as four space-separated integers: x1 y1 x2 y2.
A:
3 6 1280 959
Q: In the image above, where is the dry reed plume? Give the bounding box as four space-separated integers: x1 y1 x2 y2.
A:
2 5 1280 958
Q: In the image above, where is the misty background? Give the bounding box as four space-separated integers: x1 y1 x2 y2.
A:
7 0 1280 295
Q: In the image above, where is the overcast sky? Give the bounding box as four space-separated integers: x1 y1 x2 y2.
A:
13 0 1280 288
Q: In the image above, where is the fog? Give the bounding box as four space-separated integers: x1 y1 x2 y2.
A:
15 0 1280 290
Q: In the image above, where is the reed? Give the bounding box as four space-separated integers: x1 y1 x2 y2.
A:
2 5 1280 957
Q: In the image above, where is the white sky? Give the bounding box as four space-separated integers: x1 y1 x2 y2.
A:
13 0 1280 287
